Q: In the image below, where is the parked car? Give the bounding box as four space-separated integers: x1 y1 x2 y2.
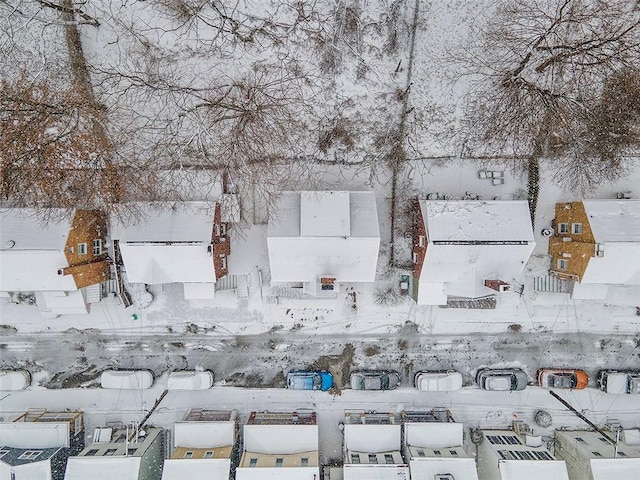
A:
597 370 640 394
350 370 401 390
476 368 527 391
537 368 589 389
0 370 31 391
100 370 154 390
168 370 214 390
415 370 463 392
287 370 333 391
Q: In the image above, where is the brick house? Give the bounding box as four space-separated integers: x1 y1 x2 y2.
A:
548 200 640 299
0 209 110 315
110 202 231 300
412 200 535 305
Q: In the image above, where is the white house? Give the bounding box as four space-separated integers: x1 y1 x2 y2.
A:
162 409 237 480
111 202 231 300
236 411 319 480
555 428 640 480
0 209 110 314
404 422 479 480
267 191 380 295
477 427 569 480
413 200 535 305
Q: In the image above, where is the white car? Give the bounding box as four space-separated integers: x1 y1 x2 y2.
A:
100 370 154 390
415 370 463 391
167 370 214 390
0 370 31 391
598 370 640 394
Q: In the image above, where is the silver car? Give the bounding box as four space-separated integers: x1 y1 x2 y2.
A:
476 368 527 391
350 370 401 390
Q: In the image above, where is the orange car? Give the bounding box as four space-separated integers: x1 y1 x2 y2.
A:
537 368 589 389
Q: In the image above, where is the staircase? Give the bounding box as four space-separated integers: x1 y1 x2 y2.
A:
533 275 572 293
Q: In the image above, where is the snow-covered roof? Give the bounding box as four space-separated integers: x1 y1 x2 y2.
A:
418 201 535 304
344 424 401 453
236 466 319 480
583 200 640 242
243 425 318 454
0 422 70 448
0 459 52 480
64 456 142 480
112 202 217 285
422 201 534 242
581 243 640 285
161 458 231 480
174 421 235 449
0 209 78 292
343 464 410 480
410 458 478 480
590 458 640 479
267 191 380 283
499 460 569 480
405 423 463 449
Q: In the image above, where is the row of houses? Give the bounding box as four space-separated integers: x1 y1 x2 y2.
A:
2 192 639 315
2 408 639 480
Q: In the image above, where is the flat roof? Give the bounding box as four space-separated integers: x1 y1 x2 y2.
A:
591 458 640 479
343 464 410 480
405 423 464 450
161 458 231 480
499 460 569 480
64 456 142 480
583 200 640 242
344 424 401 453
410 458 478 480
174 421 235 449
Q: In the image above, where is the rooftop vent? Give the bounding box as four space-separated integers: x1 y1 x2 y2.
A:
3 240 15 249
434 475 454 480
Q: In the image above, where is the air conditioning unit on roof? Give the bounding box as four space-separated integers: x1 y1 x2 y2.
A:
434 475 454 480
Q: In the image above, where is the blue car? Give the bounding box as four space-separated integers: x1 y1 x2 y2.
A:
287 370 333 391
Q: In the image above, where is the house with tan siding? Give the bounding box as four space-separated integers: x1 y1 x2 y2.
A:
0 209 110 315
548 200 640 299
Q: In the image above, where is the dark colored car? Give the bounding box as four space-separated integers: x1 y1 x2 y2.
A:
350 370 401 390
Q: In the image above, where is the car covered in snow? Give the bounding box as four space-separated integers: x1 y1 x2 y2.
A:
287 370 333 391
476 368 527 391
350 370 401 390
597 370 640 394
0 370 31 391
100 369 154 390
414 370 463 391
537 368 589 389
168 370 214 390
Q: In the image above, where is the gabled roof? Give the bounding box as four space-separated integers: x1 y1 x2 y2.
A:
410 458 478 480
1 456 55 479
243 424 318 454
236 466 319 480
417 201 535 304
499 460 569 479
343 464 410 480
161 458 231 480
583 200 640 242
111 202 216 285
405 423 464 450
64 456 141 480
174 421 235 449
0 209 77 291
590 457 640 479
0 422 71 448
344 424 401 453
267 191 380 283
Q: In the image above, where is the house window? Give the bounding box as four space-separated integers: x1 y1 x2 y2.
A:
104 449 117 456
301 457 309 466
575 437 585 442
93 239 102 255
557 258 569 271
599 437 609 444
368 454 378 464
184 451 194 459
351 454 360 464
127 448 137 456
275 458 283 467
18 451 42 460
558 223 569 234
216 223 227 237
417 449 425 457
86 449 99 456
412 252 418 263
434 450 442 456
618 451 627 457
571 223 583 234
249 458 257 467
384 454 394 464
418 235 426 247
220 255 227 271
204 451 213 458
0 449 9 459
592 451 602 457
450 450 459 456
78 243 88 255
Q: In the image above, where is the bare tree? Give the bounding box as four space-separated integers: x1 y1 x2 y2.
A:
456 0 640 213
